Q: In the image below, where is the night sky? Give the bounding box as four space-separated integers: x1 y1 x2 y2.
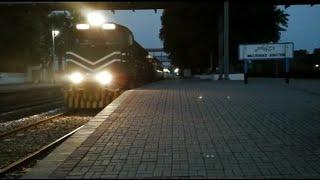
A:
101 5 319 53
104 10 163 48
278 5 320 53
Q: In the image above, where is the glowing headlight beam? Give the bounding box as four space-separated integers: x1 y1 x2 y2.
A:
69 72 84 84
76 24 90 30
52 30 60 37
87 12 106 26
95 71 112 85
102 23 116 30
163 68 170 73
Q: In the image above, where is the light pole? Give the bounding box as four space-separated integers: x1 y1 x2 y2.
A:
51 28 60 62
51 28 60 83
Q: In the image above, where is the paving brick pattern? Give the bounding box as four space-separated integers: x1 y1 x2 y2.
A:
49 79 320 178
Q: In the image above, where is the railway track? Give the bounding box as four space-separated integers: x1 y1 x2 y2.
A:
0 111 96 178
0 125 83 177
0 88 65 122
0 88 123 178
0 100 64 123
0 87 62 111
0 112 66 139
0 94 63 113
0 89 122 122
0 98 63 114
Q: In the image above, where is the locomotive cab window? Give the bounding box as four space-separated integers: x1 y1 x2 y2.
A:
75 29 120 46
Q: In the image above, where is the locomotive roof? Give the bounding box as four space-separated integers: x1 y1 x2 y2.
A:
75 22 135 40
110 23 133 36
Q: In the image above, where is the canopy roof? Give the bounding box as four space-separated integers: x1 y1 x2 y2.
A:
0 1 319 11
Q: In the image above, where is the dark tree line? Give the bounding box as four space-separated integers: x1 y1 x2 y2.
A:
160 2 289 74
0 9 79 72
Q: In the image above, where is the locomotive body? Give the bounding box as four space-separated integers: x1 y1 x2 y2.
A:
62 23 163 109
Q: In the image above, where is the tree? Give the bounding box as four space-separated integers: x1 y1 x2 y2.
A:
159 2 289 74
313 48 320 56
294 49 308 58
44 11 79 63
229 2 289 72
0 9 79 72
0 9 48 72
160 3 220 74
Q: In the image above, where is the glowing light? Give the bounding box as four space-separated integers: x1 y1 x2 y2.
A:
95 71 112 85
69 72 84 84
102 23 116 30
87 12 106 26
174 68 179 73
163 68 170 73
52 30 60 37
76 24 90 30
315 64 319 68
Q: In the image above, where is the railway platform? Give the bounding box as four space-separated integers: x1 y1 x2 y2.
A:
23 78 320 178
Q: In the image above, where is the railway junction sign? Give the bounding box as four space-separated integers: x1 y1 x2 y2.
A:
239 43 294 84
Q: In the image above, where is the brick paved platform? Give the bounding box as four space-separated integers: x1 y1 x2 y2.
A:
23 78 320 179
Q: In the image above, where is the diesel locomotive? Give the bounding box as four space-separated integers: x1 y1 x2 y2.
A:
62 22 163 109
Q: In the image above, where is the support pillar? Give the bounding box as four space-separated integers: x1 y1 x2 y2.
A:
223 0 230 80
218 13 224 80
218 0 230 80
209 52 213 73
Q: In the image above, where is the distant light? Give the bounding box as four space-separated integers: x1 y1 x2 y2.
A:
146 54 153 59
102 23 116 30
199 95 203 100
174 68 179 73
52 30 60 37
87 12 106 26
76 24 90 30
315 64 319 68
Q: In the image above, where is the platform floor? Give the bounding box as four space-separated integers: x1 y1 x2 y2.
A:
23 79 320 179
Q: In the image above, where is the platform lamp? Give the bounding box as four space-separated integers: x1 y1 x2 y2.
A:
51 28 60 62
51 28 60 83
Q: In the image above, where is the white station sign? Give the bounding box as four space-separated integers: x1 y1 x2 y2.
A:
239 43 294 60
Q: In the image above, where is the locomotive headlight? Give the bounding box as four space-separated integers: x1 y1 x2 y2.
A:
95 71 112 85
102 23 116 30
76 24 90 30
87 12 106 26
69 72 84 84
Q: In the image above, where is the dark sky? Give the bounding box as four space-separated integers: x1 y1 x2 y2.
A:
99 5 319 53
104 10 163 48
278 5 320 53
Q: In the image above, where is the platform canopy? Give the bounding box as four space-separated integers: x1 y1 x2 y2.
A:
0 1 319 11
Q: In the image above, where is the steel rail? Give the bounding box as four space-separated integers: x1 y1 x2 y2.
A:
0 112 67 139
0 124 84 176
0 97 63 114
